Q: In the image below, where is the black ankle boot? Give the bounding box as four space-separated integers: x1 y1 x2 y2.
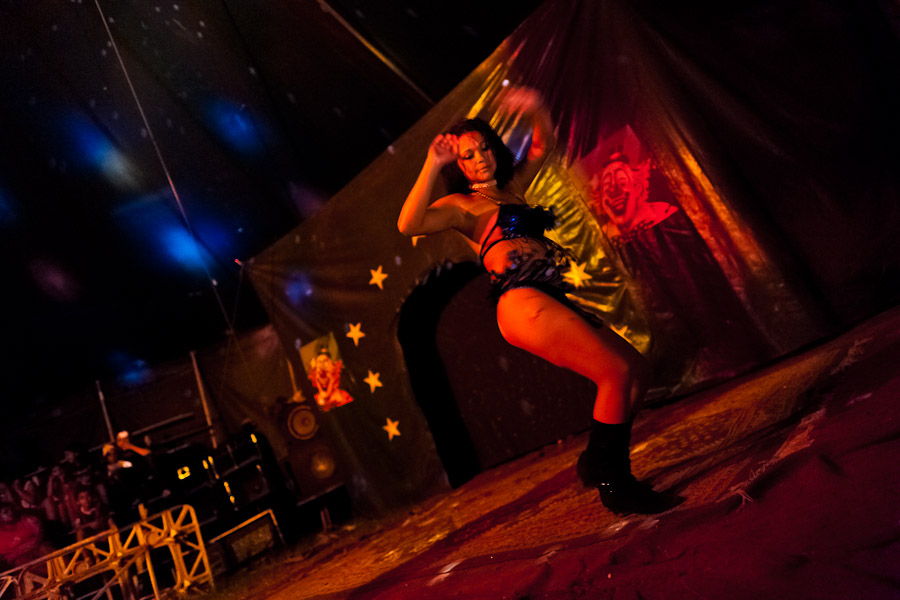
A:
576 420 679 515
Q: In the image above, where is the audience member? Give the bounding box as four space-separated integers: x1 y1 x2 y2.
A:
115 431 150 460
46 465 77 530
0 502 53 569
0 482 15 506
12 476 44 516
73 488 112 542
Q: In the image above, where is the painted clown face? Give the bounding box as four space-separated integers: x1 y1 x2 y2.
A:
313 353 335 382
600 159 638 227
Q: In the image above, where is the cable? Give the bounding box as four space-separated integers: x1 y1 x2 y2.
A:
92 0 240 354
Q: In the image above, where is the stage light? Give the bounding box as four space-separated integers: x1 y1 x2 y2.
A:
28 258 80 302
0 186 17 227
285 271 314 306
114 190 234 275
108 353 151 386
62 115 140 190
205 98 266 157
162 226 207 272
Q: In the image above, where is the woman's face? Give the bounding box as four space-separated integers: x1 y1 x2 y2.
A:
456 131 496 184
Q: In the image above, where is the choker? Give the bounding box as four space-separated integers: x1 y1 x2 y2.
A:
470 180 497 189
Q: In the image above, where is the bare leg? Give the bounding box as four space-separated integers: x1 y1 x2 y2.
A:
495 287 650 423
496 287 674 514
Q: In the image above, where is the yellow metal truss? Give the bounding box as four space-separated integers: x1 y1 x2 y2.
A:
0 504 213 600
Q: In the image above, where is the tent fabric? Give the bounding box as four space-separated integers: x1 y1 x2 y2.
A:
248 0 900 511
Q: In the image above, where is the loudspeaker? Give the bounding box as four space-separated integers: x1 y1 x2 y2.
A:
276 402 343 503
286 405 319 440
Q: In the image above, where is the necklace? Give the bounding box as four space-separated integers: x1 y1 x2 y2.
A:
472 189 502 205
471 189 529 207
470 180 497 189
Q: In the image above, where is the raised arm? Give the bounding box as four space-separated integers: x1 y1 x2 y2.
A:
397 134 465 236
503 88 557 191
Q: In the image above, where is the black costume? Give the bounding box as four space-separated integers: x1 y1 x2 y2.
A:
479 203 603 328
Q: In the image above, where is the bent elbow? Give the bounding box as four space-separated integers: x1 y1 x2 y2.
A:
397 218 415 237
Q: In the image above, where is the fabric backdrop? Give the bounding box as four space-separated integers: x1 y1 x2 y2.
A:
247 0 900 512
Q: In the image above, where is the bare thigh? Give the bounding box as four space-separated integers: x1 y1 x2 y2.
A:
496 288 641 371
495 287 649 420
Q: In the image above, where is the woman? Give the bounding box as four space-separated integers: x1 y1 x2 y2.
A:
398 88 674 515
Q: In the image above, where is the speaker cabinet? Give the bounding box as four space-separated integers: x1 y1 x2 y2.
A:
278 403 343 503
221 462 270 508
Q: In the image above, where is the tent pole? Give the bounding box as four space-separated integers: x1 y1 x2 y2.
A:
190 351 218 449
95 380 116 443
317 0 434 106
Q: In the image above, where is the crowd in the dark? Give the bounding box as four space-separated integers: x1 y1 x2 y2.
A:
0 431 154 572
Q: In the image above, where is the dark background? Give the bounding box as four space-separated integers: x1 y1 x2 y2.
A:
0 0 543 414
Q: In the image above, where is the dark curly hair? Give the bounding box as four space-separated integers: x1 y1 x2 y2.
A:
441 118 515 195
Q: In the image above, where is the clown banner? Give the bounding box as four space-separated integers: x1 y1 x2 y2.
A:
575 126 772 384
300 333 354 412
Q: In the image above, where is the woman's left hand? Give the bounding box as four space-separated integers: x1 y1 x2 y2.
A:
498 86 544 118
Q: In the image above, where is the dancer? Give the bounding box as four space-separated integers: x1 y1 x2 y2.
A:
397 88 674 514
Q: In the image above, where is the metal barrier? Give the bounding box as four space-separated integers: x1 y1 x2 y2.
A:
0 578 16 599
0 504 213 600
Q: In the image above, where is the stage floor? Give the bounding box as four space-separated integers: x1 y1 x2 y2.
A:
208 306 900 599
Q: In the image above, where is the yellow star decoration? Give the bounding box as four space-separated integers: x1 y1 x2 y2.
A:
411 235 425 247
369 265 388 290
346 322 366 347
383 418 400 441
563 259 592 289
364 370 383 393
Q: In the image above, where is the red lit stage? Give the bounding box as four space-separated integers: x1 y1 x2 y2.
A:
211 305 900 599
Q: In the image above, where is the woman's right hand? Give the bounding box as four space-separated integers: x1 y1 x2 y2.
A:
427 133 458 167
398 132 466 236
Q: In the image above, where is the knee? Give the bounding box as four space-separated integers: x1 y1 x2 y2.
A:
630 354 652 389
599 352 648 392
610 357 637 387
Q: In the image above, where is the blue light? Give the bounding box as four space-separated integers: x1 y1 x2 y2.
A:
64 116 108 167
193 220 232 257
0 186 17 227
285 271 314 306
62 115 139 189
107 352 151 386
162 226 207 272
114 190 233 275
206 98 266 157
501 119 534 166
